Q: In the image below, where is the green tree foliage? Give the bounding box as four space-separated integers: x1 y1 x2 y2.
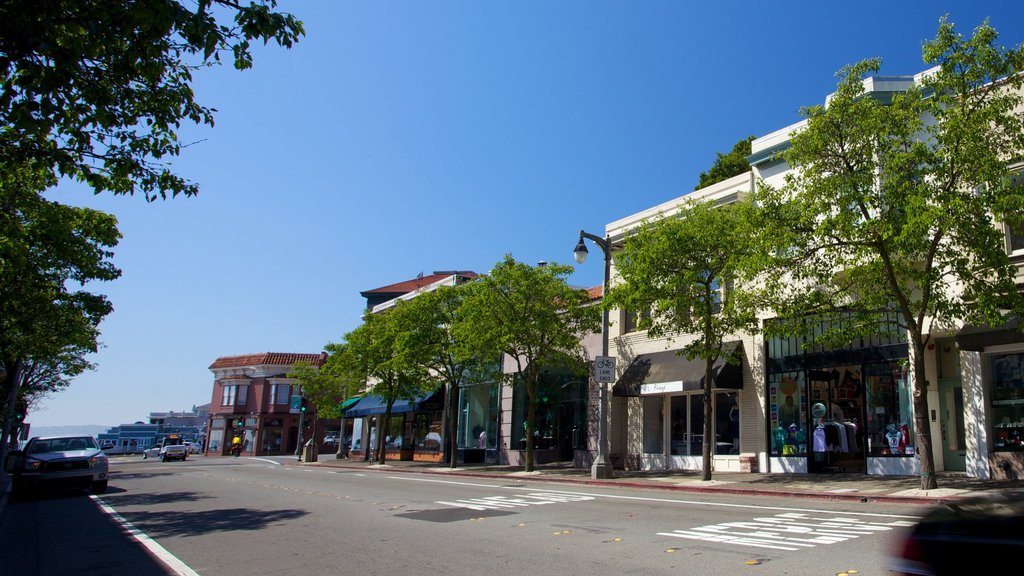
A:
695 136 756 190
0 0 305 200
0 160 120 461
605 198 762 481
398 285 496 469
343 304 436 465
290 343 364 457
456 255 600 472
756 17 1024 490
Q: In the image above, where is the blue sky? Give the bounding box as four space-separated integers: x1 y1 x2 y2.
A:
34 1 1024 427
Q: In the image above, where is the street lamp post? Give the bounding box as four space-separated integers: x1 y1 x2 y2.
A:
574 230 613 480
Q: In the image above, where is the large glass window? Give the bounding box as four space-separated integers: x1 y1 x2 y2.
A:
769 372 806 456
1006 171 1024 253
864 363 913 456
271 383 291 405
1007 215 1024 253
669 395 705 456
208 429 223 452
991 352 1024 452
642 396 664 453
385 415 405 450
414 412 443 455
222 385 235 406
222 384 248 406
459 382 497 450
510 372 587 451
623 308 651 333
351 418 364 452
715 391 739 455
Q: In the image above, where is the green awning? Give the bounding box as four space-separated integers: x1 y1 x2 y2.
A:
338 396 362 412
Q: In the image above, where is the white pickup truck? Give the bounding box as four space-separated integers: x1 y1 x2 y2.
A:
143 434 188 462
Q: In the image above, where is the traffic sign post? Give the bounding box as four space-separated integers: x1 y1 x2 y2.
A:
595 356 616 383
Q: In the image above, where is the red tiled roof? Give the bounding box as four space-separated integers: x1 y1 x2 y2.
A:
587 285 603 300
361 271 478 295
209 352 327 370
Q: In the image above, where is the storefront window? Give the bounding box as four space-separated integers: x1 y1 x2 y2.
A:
385 416 405 450
642 396 663 453
242 429 255 451
991 353 1024 451
510 372 586 451
459 382 494 449
769 372 806 456
864 362 913 456
414 412 443 455
208 429 223 452
715 392 739 455
262 429 282 454
351 419 363 452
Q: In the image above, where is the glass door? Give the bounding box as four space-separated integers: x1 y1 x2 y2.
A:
938 379 967 472
669 394 705 456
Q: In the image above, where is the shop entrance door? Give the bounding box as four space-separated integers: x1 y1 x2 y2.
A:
807 366 866 473
938 378 967 472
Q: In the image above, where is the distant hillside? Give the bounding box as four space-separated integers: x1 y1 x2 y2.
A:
28 424 112 438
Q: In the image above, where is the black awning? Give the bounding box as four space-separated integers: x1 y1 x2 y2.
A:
612 341 743 397
956 317 1024 352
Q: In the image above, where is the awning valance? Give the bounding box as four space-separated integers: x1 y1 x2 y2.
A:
956 317 1024 352
338 396 362 412
345 389 444 418
612 342 743 397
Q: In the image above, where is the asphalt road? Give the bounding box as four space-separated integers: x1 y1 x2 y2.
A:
1 455 934 575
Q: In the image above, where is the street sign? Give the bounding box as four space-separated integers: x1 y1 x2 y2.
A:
594 356 616 383
290 395 301 414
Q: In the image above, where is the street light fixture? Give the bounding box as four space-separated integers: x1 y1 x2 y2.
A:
574 230 613 479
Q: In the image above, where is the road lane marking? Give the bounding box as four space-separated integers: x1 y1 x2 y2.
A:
437 492 596 511
91 495 199 576
388 475 920 519
658 512 917 552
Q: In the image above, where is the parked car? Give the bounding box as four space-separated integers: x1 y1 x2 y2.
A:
889 489 1024 575
3 435 109 496
141 434 188 461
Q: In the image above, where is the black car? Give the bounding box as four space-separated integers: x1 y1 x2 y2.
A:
890 489 1024 575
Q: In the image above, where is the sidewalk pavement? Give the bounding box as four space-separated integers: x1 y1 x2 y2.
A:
306 453 1024 505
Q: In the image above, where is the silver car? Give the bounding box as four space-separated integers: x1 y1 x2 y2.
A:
4 435 109 496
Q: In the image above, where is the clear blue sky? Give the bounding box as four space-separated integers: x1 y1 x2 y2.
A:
34 1 1024 427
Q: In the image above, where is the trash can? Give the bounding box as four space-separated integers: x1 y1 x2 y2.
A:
302 440 317 463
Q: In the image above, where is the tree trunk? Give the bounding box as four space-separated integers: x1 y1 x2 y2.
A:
525 372 537 472
702 356 714 482
910 338 938 490
448 381 459 469
1 359 24 484
336 415 346 459
377 408 392 465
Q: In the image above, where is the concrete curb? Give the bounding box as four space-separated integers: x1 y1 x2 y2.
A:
304 461 965 505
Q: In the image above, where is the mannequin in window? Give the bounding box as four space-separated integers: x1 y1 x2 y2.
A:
779 394 799 428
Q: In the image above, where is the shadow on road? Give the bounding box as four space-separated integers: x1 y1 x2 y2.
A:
113 506 308 538
100 489 213 506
